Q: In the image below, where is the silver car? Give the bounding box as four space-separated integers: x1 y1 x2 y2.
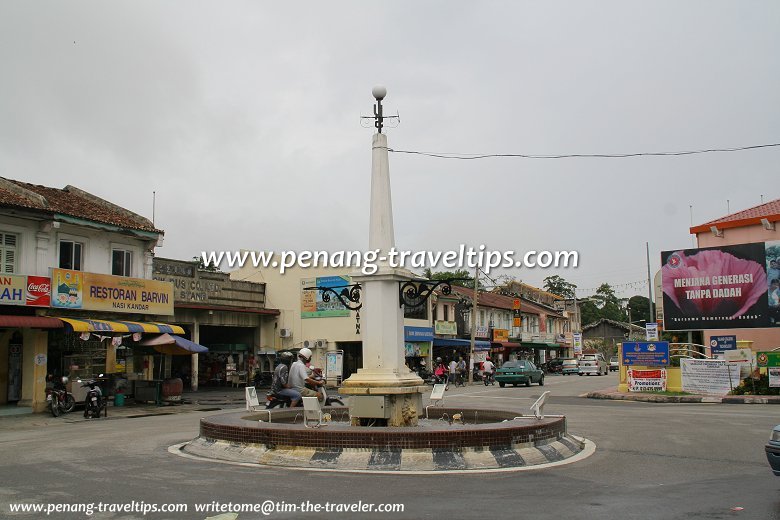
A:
578 353 608 376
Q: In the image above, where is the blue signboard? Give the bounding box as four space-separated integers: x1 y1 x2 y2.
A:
709 335 737 355
404 326 434 342
622 341 670 366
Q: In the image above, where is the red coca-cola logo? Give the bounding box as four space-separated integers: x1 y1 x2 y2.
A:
27 282 50 293
26 275 51 307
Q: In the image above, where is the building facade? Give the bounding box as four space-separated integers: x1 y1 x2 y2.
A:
0 178 177 412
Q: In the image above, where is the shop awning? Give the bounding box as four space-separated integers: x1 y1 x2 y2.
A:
0 316 64 329
433 338 491 351
139 333 208 355
521 341 563 349
58 318 184 334
492 341 522 348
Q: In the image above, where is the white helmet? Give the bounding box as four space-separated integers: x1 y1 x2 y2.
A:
298 347 313 361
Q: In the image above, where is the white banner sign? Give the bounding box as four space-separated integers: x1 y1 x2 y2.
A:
645 323 659 341
573 333 582 355
627 368 667 392
770 367 780 388
724 348 755 379
681 359 740 395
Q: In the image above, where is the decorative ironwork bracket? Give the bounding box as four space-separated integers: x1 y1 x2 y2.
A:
302 284 362 334
398 279 470 308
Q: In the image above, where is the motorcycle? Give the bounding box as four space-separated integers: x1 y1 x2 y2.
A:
265 367 344 409
427 373 448 386
482 370 495 386
46 376 76 417
82 376 105 419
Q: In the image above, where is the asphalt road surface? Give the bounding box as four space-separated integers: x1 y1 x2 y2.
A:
1 373 778 520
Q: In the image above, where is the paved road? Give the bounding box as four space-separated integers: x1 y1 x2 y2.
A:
1 373 778 519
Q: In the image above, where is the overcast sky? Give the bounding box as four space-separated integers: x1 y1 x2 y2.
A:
2 2 778 299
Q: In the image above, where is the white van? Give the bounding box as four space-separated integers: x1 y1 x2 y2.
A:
578 353 608 376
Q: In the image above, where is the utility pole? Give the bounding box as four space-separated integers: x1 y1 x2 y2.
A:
468 265 479 384
646 241 654 324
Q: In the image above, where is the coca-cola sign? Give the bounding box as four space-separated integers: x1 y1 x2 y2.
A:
26 275 51 307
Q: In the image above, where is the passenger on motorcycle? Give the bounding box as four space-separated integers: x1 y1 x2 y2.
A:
482 358 496 384
433 358 448 385
289 347 323 402
271 352 301 407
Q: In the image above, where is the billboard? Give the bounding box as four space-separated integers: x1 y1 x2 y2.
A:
51 269 173 315
0 275 50 307
300 275 352 318
661 241 780 330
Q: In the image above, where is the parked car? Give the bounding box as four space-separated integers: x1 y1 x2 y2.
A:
542 358 564 374
561 358 579 375
609 356 620 372
578 353 608 376
495 360 544 387
766 424 780 476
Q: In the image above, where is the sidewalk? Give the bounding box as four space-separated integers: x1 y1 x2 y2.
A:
0 387 251 431
587 386 780 404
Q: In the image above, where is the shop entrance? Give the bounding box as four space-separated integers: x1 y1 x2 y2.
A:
337 341 362 380
194 325 257 387
7 339 22 403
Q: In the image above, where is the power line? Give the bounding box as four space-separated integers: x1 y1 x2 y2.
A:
386 142 780 160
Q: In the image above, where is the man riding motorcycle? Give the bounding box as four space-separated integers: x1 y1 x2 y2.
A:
270 351 301 407
288 347 324 402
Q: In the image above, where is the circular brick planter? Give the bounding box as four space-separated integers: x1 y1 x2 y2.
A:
198 407 567 450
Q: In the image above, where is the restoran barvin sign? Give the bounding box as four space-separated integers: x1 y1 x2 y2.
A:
661 241 778 330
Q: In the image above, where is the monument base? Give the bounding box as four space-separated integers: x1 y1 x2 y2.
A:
340 369 426 427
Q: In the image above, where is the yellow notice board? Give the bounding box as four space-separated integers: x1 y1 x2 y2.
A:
51 269 174 315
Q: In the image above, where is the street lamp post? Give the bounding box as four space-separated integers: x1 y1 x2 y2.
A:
468 266 478 384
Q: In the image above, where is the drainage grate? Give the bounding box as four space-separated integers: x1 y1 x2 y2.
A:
195 408 222 412
127 413 175 419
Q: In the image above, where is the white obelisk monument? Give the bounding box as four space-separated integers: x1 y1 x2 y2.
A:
339 87 426 426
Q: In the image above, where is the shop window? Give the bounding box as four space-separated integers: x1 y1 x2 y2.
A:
112 249 133 277
404 301 427 320
59 240 83 271
0 232 18 273
444 305 449 322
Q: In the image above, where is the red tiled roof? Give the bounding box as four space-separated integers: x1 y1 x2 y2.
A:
691 198 780 234
0 178 160 234
450 285 564 318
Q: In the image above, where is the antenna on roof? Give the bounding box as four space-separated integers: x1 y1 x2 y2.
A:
152 191 156 226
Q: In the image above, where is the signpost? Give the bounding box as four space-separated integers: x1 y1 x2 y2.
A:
757 352 780 387
573 333 582 356
709 335 737 356
622 342 670 366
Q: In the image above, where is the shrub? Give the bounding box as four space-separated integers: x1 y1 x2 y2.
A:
730 374 780 395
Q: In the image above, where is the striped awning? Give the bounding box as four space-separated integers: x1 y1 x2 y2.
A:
58 318 184 334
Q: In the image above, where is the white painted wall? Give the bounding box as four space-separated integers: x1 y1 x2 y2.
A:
0 215 156 279
232 264 431 367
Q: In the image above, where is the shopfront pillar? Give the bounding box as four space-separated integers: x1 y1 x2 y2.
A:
191 319 200 391
20 329 48 412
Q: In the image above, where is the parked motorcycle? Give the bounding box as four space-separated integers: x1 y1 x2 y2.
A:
46 376 75 417
82 376 105 419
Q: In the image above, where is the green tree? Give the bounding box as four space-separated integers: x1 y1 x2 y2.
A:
422 269 484 289
194 255 221 272
580 300 601 327
627 295 651 324
543 275 577 299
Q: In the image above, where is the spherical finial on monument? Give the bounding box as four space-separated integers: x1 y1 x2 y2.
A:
372 86 387 101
